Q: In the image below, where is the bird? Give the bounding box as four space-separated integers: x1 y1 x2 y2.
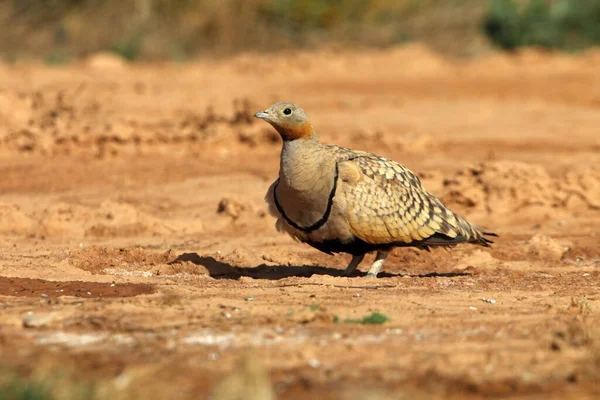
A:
254 102 497 278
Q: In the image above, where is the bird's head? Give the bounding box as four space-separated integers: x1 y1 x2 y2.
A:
254 102 315 141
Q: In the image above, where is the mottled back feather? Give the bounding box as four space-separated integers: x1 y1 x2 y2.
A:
327 145 496 247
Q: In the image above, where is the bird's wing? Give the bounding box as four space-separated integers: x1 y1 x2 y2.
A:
335 151 491 246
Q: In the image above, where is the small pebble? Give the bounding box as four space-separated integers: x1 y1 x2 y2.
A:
87 292 92 295
583 273 590 277
40 294 48 298
245 297 255 301
110 283 116 287
353 293 361 297
308 359 321 368
469 306 478 310
481 298 496 304
23 312 56 328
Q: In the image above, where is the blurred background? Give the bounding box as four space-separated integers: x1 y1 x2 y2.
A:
1 0 600 63
1 2 600 400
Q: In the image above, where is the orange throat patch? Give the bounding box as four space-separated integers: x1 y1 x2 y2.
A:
274 120 314 141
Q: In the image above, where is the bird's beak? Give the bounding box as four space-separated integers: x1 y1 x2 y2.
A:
254 111 269 120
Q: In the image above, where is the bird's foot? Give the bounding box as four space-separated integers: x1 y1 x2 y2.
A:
363 273 378 279
364 251 388 278
343 255 365 277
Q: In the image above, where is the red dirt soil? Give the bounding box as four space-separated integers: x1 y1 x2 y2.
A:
0 276 154 298
0 45 599 399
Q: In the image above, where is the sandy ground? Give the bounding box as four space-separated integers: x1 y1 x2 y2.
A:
0 45 599 399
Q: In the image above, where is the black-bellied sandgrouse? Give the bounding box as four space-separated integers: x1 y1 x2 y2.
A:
254 102 496 278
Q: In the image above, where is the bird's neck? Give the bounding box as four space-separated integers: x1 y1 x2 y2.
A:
276 135 336 226
279 136 330 191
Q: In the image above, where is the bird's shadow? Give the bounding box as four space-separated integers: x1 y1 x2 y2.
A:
169 253 471 280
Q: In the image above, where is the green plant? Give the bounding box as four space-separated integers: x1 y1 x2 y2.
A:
484 0 600 50
341 312 390 325
110 31 145 61
0 377 53 400
0 368 95 400
167 44 188 62
44 51 70 65
570 296 592 313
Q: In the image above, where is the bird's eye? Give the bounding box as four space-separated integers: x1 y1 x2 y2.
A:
282 108 292 116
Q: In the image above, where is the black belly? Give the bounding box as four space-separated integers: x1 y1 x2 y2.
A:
305 237 392 256
304 232 470 256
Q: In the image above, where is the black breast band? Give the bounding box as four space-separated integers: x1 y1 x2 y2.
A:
273 163 339 234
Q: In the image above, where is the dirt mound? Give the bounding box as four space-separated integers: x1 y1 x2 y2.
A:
561 165 600 210
525 234 568 262
69 246 296 279
440 161 600 219
0 203 36 235
70 246 174 275
85 52 127 70
0 92 271 157
218 248 271 270
70 246 220 279
217 196 267 222
0 200 193 239
38 200 177 238
452 249 499 271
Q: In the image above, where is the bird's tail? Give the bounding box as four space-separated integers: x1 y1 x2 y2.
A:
455 214 497 247
419 196 497 248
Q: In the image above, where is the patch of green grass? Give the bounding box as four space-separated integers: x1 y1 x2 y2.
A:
309 304 319 311
580 297 591 312
9 0 600 60
484 0 600 51
261 0 372 30
0 377 53 400
44 51 70 65
2 53 18 65
571 296 592 313
167 44 188 62
336 312 390 325
110 31 145 61
0 368 96 400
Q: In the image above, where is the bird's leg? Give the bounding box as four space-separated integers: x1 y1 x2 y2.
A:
343 254 365 276
365 250 390 278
